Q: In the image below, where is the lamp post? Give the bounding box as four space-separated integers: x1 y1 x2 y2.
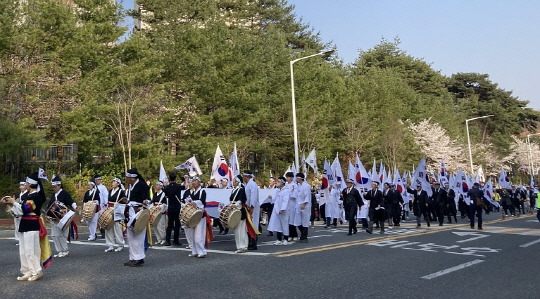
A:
527 133 540 175
290 49 334 170
466 115 494 174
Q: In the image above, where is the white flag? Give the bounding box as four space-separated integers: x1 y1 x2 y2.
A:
439 159 449 185
483 178 499 208
393 166 405 195
38 168 48 181
498 168 510 189
477 165 485 183
371 160 378 183
319 159 333 205
229 143 240 178
176 156 203 176
347 161 357 187
355 154 371 189
412 158 432 196
331 154 344 187
159 160 168 183
211 145 230 182
305 149 318 175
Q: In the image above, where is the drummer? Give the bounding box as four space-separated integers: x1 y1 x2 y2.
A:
124 168 151 267
82 180 100 241
14 181 28 245
181 176 209 258
47 175 77 258
105 178 126 252
151 181 167 245
230 175 248 253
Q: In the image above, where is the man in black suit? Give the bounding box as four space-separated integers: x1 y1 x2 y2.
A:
341 179 363 236
407 184 430 227
365 182 385 234
444 182 458 223
387 184 404 226
431 182 448 226
163 173 184 246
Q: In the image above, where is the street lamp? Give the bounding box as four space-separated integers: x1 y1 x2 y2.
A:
466 115 494 174
526 133 540 175
290 49 335 170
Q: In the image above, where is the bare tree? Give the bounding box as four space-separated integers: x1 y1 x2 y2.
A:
104 86 153 173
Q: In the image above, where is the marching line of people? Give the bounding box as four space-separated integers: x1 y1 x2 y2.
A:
2 168 540 282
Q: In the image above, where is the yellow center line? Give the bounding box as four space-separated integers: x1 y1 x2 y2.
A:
273 215 534 257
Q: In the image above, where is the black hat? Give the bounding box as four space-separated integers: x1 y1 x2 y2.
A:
242 170 254 177
126 168 145 182
51 175 62 186
434 182 441 185
473 182 480 187
278 176 286 183
296 172 305 179
235 175 243 183
285 172 294 178
169 173 177 181
93 174 102 180
372 181 380 186
26 172 39 185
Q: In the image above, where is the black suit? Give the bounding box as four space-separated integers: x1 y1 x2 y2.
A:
341 187 363 234
407 188 430 226
164 182 184 244
365 188 386 233
446 188 458 223
385 189 404 226
431 188 448 225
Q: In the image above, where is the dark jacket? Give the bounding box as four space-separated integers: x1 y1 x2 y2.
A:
230 186 247 220
467 188 484 207
48 189 75 210
164 182 184 210
431 188 448 208
407 188 429 215
19 191 46 232
341 187 363 207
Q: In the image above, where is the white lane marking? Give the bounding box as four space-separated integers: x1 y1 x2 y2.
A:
453 231 489 243
152 246 269 256
49 239 269 256
519 238 540 248
421 259 484 280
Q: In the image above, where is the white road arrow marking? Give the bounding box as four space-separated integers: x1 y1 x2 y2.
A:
453 231 489 243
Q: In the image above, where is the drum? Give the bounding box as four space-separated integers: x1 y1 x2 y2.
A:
113 203 127 222
132 209 150 234
98 207 114 229
46 201 67 222
0 196 14 213
57 210 75 230
149 205 163 227
81 201 96 220
219 204 241 229
180 202 203 228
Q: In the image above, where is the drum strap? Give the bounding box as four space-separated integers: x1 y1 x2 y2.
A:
231 188 240 202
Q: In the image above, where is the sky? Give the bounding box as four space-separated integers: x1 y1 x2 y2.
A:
288 0 540 109
119 0 540 109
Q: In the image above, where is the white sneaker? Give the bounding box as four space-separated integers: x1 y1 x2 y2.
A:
28 271 43 281
60 251 69 257
273 240 283 245
105 247 114 252
282 240 288 245
287 237 293 242
188 254 198 257
114 247 123 252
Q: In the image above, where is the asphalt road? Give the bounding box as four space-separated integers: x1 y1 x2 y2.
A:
1 212 539 299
